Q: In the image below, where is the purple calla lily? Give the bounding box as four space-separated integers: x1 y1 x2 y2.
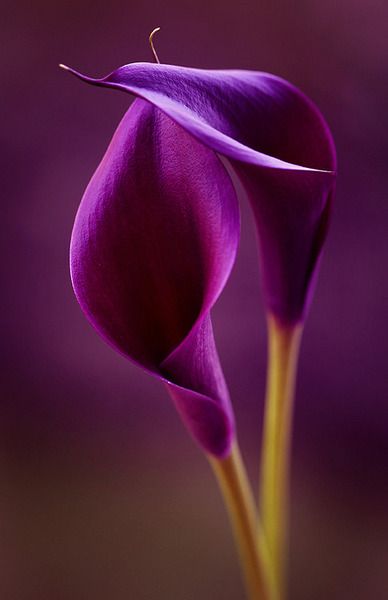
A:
66 60 336 458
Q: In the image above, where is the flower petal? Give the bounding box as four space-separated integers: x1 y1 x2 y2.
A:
66 62 336 322
236 163 335 322
70 98 239 456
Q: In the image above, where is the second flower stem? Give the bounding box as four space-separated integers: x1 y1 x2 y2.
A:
259 316 303 598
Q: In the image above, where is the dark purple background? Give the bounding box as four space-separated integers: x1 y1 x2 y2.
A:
2 1 388 598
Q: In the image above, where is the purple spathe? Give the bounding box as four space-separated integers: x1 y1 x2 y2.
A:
67 61 336 456
70 98 238 457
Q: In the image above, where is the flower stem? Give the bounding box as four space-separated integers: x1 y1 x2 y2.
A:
209 443 276 600
259 316 303 598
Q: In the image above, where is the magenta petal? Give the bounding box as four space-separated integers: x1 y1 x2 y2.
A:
66 62 336 322
237 165 335 322
163 315 233 455
70 99 238 457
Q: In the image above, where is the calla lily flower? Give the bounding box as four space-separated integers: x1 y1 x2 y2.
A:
65 59 336 457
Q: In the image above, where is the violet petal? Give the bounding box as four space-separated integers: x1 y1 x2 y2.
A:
70 98 239 456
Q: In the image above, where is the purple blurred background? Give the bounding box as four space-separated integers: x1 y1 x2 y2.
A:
2 0 388 598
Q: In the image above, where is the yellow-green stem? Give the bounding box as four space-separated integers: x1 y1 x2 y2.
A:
259 316 303 598
209 443 277 600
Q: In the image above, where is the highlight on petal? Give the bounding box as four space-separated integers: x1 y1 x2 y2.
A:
70 98 239 457
65 62 336 323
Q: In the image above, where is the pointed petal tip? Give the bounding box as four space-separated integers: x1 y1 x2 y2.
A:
58 63 95 83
